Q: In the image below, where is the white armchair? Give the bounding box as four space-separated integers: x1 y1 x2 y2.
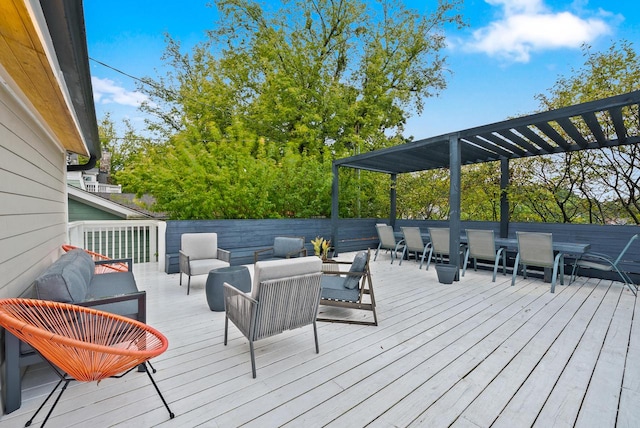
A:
179 233 230 295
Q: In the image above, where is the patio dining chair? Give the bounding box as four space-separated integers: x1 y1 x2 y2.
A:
570 233 638 295
400 226 431 269
512 231 564 293
463 229 506 281
425 227 465 270
374 224 405 264
0 298 174 427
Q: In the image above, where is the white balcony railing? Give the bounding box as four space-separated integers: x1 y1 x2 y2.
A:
84 182 122 193
68 220 166 271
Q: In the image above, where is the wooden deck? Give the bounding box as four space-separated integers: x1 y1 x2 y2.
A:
4 252 639 427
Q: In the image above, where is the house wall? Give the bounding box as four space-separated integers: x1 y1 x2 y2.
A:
68 199 122 222
0 79 67 299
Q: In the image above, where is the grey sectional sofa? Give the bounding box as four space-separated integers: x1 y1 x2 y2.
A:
1 248 146 414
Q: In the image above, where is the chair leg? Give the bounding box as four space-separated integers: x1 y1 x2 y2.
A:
179 272 182 286
425 247 434 270
224 316 229 345
462 248 470 277
250 340 257 378
511 254 520 286
144 362 175 419
313 321 319 353
187 276 191 295
399 247 407 266
26 377 69 427
374 243 382 261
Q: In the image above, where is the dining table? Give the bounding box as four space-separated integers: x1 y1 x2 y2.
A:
394 231 591 255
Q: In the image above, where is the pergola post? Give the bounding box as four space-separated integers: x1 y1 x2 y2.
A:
331 163 339 255
500 158 510 238
390 173 397 228
449 133 461 277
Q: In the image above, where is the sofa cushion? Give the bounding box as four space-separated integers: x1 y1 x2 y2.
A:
272 237 304 258
252 256 321 300
343 251 367 290
321 275 360 301
32 249 93 302
189 258 230 276
88 271 140 317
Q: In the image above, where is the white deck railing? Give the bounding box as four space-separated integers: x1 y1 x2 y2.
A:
68 220 166 271
84 182 122 193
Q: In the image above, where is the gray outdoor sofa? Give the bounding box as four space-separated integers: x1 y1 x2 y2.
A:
1 248 145 414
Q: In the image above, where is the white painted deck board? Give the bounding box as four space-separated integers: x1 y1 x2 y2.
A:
1 253 637 428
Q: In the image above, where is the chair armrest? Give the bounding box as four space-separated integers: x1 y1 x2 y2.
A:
76 290 147 323
577 251 612 261
254 247 274 263
218 248 231 263
223 283 257 338
179 250 191 275
94 257 132 273
286 248 308 258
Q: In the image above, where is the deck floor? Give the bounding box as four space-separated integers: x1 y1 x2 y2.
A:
3 252 639 427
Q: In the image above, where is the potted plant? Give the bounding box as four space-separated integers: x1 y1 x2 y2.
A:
311 236 332 261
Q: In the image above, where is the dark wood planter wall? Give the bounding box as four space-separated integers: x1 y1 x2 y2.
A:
164 219 639 284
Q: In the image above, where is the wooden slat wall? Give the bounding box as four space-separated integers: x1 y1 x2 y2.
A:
166 218 640 280
0 81 67 299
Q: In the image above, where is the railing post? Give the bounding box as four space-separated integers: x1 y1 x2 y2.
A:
158 221 166 272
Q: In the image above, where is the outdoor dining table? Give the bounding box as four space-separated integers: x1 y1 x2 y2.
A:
393 230 591 283
393 231 591 255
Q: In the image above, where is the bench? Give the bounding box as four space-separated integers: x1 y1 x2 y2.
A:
2 248 145 414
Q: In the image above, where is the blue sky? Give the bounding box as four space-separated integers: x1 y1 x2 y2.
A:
84 0 640 141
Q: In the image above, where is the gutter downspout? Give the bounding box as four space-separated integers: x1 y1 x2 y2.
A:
67 155 97 171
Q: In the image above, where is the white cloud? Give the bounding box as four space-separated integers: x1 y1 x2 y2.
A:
91 76 149 107
466 0 614 62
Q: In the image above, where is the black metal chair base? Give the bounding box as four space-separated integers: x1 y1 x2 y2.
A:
25 361 174 427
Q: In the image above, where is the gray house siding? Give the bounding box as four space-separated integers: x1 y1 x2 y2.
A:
0 81 67 299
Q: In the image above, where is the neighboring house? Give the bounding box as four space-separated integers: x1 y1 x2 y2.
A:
0 0 101 299
67 168 122 193
67 186 152 221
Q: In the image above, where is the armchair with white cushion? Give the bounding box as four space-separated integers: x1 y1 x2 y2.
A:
179 233 230 295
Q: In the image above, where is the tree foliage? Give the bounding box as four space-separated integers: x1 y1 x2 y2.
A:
113 0 465 219
517 40 640 224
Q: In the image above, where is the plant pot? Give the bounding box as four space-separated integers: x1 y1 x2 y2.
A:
435 264 458 284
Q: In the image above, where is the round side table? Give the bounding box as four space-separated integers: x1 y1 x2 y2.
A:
206 266 251 311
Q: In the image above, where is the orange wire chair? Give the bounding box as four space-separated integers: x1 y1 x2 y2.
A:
61 244 129 273
0 298 174 427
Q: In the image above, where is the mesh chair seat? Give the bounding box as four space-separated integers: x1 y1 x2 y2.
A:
0 298 173 426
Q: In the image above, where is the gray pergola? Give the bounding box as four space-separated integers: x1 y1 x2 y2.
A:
331 90 640 268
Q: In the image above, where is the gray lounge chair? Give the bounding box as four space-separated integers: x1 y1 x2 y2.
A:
374 224 405 264
223 256 322 378
318 249 377 326
425 227 464 270
400 226 431 269
254 236 307 263
512 231 564 293
463 229 506 281
571 233 638 295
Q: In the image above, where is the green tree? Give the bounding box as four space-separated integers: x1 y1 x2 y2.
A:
530 40 640 224
117 0 465 219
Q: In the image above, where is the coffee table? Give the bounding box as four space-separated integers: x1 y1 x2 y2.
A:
206 266 251 311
